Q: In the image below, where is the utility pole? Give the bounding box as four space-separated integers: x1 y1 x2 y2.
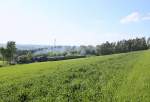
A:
53 38 56 53
54 38 56 49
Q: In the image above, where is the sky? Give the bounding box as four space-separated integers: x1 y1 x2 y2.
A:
0 0 150 45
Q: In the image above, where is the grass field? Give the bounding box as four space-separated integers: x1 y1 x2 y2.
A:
0 50 150 102
0 61 3 65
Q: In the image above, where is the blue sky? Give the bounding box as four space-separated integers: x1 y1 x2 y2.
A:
0 0 150 45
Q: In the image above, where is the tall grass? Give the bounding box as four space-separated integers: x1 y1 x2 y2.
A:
0 51 150 102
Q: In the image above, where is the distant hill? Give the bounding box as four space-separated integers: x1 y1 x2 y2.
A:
0 44 79 54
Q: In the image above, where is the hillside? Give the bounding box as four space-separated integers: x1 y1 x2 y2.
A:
0 50 150 102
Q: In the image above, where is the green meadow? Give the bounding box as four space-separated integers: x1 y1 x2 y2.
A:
0 50 150 102
0 61 3 65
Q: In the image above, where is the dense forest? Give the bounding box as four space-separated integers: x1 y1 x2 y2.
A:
80 37 149 55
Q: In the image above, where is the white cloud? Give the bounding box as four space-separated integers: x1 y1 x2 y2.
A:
120 12 150 24
142 13 150 20
142 16 150 20
120 12 140 24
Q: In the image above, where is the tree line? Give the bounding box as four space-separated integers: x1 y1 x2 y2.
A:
79 37 149 55
0 37 150 65
96 37 148 55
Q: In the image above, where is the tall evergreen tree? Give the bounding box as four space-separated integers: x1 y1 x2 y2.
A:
147 37 150 48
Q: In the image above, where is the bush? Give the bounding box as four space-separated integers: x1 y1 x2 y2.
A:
17 55 32 64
